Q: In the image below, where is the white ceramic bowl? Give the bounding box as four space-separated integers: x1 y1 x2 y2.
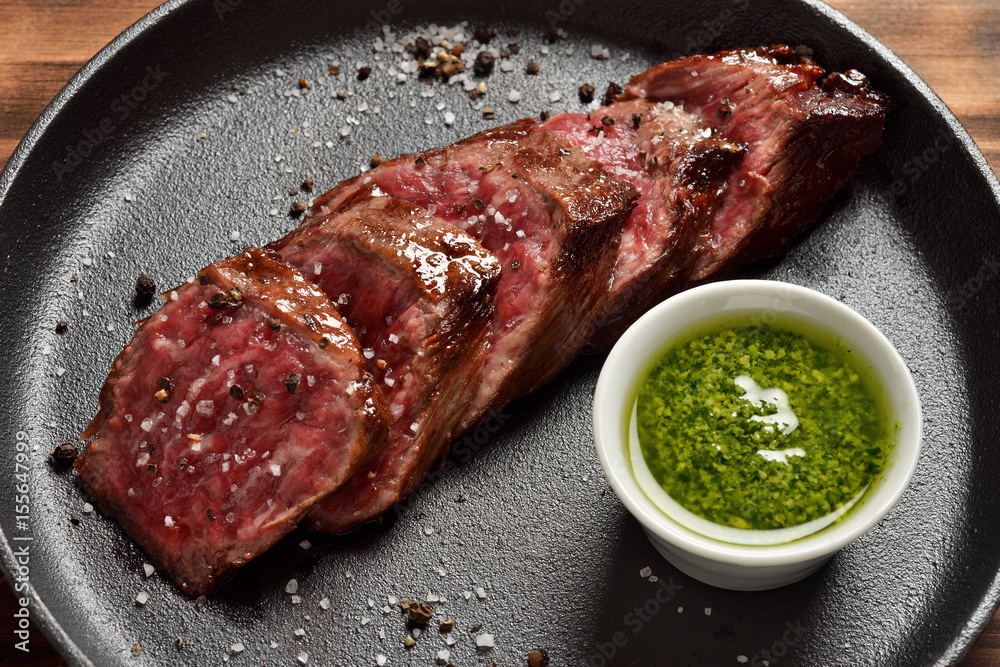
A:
593 280 922 591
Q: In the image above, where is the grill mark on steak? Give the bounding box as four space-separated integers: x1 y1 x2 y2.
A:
311 119 637 431
544 99 745 347
75 248 391 595
271 196 501 533
624 45 888 282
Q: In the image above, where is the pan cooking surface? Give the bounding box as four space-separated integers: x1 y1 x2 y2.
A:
1 1 999 665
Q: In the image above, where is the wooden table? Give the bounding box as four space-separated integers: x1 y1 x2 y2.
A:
1 0 998 664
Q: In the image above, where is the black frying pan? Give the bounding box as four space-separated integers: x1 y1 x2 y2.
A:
1 0 999 665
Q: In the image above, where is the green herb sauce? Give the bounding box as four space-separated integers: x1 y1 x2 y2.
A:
634 318 894 532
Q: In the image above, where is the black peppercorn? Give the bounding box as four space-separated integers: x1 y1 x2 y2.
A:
603 81 625 106
52 442 78 466
414 36 431 59
474 51 495 76
473 24 496 44
135 274 156 298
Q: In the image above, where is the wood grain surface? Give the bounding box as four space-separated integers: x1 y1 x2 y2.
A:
1 0 999 665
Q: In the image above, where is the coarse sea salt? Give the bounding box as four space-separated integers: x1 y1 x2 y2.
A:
135 591 149 605
476 633 495 648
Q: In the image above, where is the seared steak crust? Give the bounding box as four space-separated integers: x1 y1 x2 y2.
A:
311 119 637 430
272 196 501 532
624 45 887 281
545 99 744 346
76 248 391 595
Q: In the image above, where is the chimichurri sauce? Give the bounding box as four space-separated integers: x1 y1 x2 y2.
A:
634 320 894 531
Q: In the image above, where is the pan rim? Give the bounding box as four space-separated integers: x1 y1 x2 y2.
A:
1 1 998 665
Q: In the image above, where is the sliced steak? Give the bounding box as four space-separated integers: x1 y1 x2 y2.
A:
623 45 888 281
271 195 501 533
311 119 637 430
544 100 744 346
75 248 391 595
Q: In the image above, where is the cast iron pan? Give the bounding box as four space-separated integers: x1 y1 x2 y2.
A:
1 0 999 665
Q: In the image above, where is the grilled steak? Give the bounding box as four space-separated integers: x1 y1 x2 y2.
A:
544 99 744 346
623 45 888 281
311 119 637 430
271 195 501 533
75 248 391 595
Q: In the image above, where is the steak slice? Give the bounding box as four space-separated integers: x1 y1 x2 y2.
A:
270 195 501 533
311 119 637 430
75 248 391 596
623 45 888 281
544 99 744 346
